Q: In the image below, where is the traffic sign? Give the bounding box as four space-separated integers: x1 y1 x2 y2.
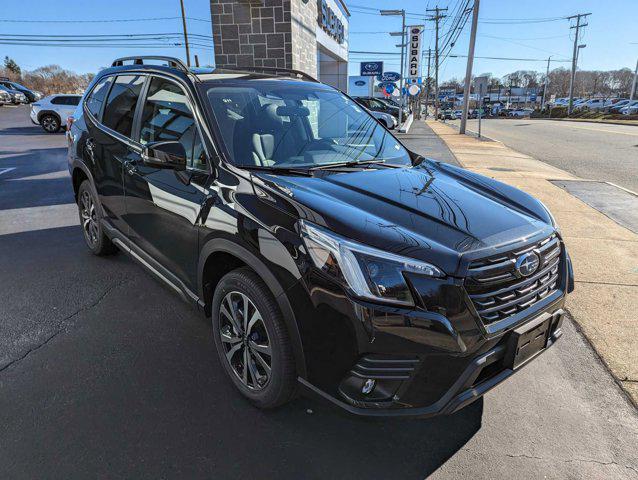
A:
408 84 420 96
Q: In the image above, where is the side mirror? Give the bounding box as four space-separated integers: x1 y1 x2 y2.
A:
141 141 187 170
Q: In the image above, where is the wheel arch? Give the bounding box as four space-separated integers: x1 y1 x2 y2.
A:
198 238 307 378
37 109 61 124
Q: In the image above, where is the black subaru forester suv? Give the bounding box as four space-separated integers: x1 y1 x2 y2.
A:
68 56 574 416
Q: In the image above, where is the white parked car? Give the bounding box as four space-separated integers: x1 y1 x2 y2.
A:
30 94 82 133
0 89 11 106
508 108 534 117
574 98 614 111
368 109 397 129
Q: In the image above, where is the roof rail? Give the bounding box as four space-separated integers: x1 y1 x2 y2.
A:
111 56 189 73
218 66 319 83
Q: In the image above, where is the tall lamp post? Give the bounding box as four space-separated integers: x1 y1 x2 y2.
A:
381 9 406 126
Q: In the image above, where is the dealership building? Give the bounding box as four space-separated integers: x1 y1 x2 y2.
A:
210 0 350 91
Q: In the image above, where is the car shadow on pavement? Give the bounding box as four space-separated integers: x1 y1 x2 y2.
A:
0 125 63 136
0 227 483 480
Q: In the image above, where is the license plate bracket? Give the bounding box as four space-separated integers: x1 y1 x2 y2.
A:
504 313 552 370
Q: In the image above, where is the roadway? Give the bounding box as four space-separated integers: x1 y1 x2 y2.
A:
449 118 638 193
1 105 637 479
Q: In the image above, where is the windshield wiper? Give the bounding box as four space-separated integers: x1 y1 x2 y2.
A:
238 165 313 176
310 159 386 170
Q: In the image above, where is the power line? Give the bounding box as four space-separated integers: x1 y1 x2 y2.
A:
0 16 213 23
447 54 572 62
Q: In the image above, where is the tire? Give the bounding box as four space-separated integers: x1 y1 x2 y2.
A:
41 114 60 133
211 267 296 409
77 180 118 256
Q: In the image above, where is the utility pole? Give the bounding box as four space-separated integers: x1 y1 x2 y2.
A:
460 0 479 135
631 57 638 100
425 48 431 117
541 56 551 112
567 12 590 114
180 0 191 67
427 6 447 120
383 10 406 126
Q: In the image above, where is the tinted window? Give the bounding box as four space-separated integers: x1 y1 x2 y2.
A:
86 77 113 119
51 96 79 105
139 77 207 170
102 75 144 137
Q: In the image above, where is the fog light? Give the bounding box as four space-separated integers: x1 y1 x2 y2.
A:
361 378 376 395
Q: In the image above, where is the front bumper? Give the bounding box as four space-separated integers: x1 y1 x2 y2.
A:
299 303 565 417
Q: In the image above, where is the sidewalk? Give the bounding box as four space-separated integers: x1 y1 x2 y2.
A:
427 119 638 406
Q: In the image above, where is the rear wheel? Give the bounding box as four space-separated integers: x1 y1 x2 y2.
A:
77 180 118 256
41 114 60 133
211 267 296 409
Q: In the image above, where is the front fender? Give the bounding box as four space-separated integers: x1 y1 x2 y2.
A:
197 237 308 378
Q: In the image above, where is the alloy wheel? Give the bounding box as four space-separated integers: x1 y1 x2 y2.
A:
42 116 58 132
219 291 272 390
80 190 99 247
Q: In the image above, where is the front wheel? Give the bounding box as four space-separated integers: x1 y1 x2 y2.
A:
211 267 297 409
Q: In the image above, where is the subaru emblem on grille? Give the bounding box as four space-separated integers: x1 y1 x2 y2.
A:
515 252 540 277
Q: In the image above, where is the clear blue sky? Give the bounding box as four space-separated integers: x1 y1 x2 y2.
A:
1 0 636 80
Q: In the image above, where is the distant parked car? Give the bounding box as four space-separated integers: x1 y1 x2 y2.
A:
438 109 454 120
622 103 638 115
30 94 82 133
354 96 406 120
574 98 613 111
612 100 637 114
0 78 42 103
368 109 397 129
605 99 632 113
0 89 11 106
508 108 533 118
0 84 28 104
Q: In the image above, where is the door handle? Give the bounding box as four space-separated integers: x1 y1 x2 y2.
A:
124 159 137 176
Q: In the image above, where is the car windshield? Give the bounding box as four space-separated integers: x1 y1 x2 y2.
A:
204 81 411 169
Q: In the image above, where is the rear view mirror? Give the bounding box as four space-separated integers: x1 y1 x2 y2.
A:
141 141 186 170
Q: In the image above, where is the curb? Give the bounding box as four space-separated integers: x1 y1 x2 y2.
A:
530 117 638 127
398 113 414 133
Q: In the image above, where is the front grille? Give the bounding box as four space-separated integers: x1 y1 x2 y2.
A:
465 234 562 326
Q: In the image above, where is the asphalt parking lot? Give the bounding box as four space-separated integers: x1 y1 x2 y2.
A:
1 105 637 479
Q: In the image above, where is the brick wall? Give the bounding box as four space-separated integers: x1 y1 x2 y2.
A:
211 0 293 69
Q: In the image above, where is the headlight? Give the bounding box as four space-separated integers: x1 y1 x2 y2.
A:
300 220 444 306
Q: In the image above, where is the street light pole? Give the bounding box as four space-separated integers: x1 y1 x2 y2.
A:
382 10 406 126
460 0 480 135
631 57 638 101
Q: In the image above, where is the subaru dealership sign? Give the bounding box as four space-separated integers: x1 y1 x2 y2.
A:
360 61 383 77
407 26 423 80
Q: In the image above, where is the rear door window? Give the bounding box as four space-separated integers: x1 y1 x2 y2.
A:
102 75 145 137
85 77 113 120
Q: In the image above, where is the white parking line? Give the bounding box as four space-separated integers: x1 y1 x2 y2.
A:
0 203 79 236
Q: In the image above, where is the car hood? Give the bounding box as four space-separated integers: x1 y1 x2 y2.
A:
252 161 554 274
